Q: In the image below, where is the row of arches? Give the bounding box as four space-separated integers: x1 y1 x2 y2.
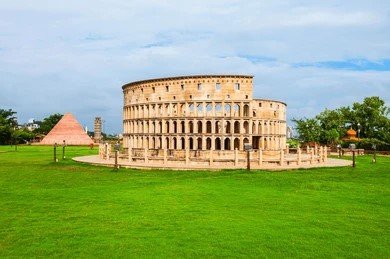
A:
124 119 285 136
130 136 248 150
127 136 284 150
123 102 251 119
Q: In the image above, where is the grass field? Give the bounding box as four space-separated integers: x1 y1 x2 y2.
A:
0 145 389 257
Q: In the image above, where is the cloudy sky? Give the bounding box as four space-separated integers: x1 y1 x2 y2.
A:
0 0 389 133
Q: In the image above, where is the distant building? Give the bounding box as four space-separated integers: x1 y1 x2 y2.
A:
94 117 102 143
24 118 40 131
286 125 294 139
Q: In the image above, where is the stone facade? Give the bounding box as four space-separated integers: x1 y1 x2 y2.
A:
122 75 287 153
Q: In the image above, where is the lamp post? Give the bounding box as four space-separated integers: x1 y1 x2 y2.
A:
62 140 66 159
357 123 361 138
114 142 120 170
54 143 58 162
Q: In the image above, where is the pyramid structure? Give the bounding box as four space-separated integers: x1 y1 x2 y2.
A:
40 113 93 145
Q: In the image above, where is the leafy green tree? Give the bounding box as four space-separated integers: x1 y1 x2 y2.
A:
315 109 345 144
293 96 390 147
0 109 18 144
292 118 322 143
34 113 63 134
12 129 35 144
351 96 389 140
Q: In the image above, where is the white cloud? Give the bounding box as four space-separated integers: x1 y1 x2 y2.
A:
0 0 389 133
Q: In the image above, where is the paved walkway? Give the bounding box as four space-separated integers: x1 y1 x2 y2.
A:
73 155 352 171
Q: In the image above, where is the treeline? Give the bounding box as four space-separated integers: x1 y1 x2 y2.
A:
0 109 63 145
293 96 390 150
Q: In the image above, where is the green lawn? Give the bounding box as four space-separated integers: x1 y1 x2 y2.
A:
0 145 389 258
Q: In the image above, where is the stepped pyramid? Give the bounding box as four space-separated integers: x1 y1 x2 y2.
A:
40 113 93 145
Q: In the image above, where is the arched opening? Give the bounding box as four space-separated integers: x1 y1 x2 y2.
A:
145 137 149 149
189 138 194 150
243 104 249 117
165 121 170 133
159 121 162 133
215 138 221 150
243 121 249 134
252 122 256 134
152 137 156 149
224 104 231 115
215 103 222 112
145 122 149 133
158 137 162 149
258 122 262 134
206 121 212 133
243 137 249 145
206 137 212 150
197 104 203 113
197 137 202 150
189 121 194 133
197 121 203 134
233 104 240 116
181 121 185 133
226 121 231 133
234 121 240 133
215 121 221 133
224 138 231 150
173 137 177 149
181 137 185 149
165 137 170 149
206 103 212 112
234 138 240 150
173 121 177 133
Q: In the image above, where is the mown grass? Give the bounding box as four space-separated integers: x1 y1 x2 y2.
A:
0 145 389 257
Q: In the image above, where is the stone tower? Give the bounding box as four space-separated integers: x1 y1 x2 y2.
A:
94 117 102 143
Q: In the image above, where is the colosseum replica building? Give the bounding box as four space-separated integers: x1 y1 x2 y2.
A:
109 75 328 169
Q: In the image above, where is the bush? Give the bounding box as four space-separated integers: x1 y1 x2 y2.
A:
356 138 390 151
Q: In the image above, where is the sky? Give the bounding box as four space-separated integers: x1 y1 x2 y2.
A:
0 0 389 134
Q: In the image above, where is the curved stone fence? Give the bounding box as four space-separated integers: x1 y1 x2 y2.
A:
98 143 328 168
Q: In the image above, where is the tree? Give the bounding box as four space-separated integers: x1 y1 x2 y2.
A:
0 109 18 145
293 96 390 147
351 96 390 140
292 118 322 143
12 129 35 144
34 113 63 135
315 109 346 144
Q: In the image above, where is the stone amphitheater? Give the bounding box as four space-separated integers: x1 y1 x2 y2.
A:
88 74 336 170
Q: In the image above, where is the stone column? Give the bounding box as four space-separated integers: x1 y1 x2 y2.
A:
258 149 263 165
128 147 132 162
144 147 148 163
209 149 213 166
280 149 284 166
185 147 189 165
324 146 328 162
310 148 314 164
106 144 111 160
163 148 167 165
234 148 238 166
297 148 301 165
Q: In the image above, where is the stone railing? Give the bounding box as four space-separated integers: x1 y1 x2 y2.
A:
122 146 327 168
